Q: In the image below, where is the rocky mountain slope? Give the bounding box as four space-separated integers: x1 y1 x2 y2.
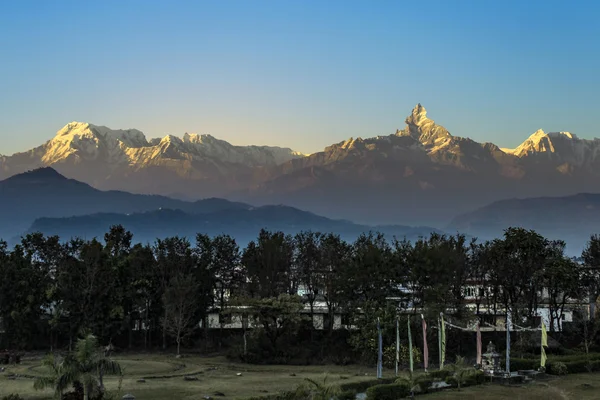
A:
2 105 599 227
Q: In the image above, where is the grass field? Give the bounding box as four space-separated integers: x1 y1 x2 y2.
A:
2 353 600 400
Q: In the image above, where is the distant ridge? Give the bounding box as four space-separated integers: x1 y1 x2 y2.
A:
447 192 600 254
1 168 440 246
0 167 251 240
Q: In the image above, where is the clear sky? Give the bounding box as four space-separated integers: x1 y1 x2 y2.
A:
1 0 598 155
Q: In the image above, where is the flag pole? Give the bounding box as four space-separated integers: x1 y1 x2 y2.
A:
421 314 428 372
438 316 442 370
377 317 383 379
506 309 511 376
408 315 413 373
439 312 445 370
396 316 399 376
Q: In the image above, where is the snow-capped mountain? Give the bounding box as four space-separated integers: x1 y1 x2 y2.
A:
230 104 600 226
2 104 599 227
0 122 305 198
502 129 600 170
23 121 304 168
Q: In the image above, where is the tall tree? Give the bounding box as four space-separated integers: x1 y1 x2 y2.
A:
319 233 351 333
126 243 156 349
294 231 322 333
582 234 600 317
153 237 195 349
541 248 580 332
211 234 241 347
162 273 199 356
104 225 133 347
243 229 295 298
486 228 549 323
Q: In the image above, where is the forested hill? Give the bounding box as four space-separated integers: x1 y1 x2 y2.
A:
25 207 441 246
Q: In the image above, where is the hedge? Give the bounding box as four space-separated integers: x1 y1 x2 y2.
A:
511 353 600 374
445 370 486 388
366 383 411 400
428 369 453 381
338 378 396 394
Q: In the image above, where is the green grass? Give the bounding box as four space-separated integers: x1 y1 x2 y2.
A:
3 354 600 400
0 353 383 400
425 374 600 400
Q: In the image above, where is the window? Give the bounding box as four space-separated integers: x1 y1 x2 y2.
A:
341 313 352 326
219 313 232 325
479 288 485 297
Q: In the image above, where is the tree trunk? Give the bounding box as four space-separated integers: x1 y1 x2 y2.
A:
162 308 168 350
309 300 315 342
128 314 133 349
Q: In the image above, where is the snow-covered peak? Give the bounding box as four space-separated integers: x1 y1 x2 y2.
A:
406 103 429 126
183 132 218 144
54 121 148 147
504 128 600 167
33 122 306 168
548 131 578 140
398 103 453 146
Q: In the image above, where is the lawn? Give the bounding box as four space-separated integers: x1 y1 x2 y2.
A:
0 353 381 400
2 353 600 400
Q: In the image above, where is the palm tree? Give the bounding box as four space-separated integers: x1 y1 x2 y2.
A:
33 353 64 399
446 356 471 390
34 334 122 400
303 374 340 400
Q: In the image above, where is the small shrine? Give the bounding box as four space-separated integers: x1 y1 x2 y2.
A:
481 341 501 375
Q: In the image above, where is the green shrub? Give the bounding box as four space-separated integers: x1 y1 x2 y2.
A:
549 361 568 376
428 369 453 381
366 383 410 400
2 395 25 400
414 375 434 393
339 378 395 394
445 369 485 388
510 357 539 371
445 376 458 387
336 390 356 400
464 370 486 386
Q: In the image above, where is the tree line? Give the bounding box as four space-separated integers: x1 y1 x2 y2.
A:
1 226 600 364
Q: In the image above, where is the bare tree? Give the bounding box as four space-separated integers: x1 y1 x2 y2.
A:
161 273 198 356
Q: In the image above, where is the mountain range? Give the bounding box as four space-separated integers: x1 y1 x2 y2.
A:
0 168 438 246
2 104 600 228
448 193 600 254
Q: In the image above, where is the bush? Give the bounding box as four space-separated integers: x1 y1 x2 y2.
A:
339 378 395 394
510 357 539 371
445 369 486 388
414 375 434 393
336 390 356 400
549 361 568 376
464 370 486 386
2 395 25 400
428 369 453 381
366 383 410 400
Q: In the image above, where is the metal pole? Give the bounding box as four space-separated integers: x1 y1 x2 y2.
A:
377 317 383 379
396 316 399 376
506 309 511 375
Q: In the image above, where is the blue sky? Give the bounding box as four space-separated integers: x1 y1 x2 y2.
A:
1 0 598 155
